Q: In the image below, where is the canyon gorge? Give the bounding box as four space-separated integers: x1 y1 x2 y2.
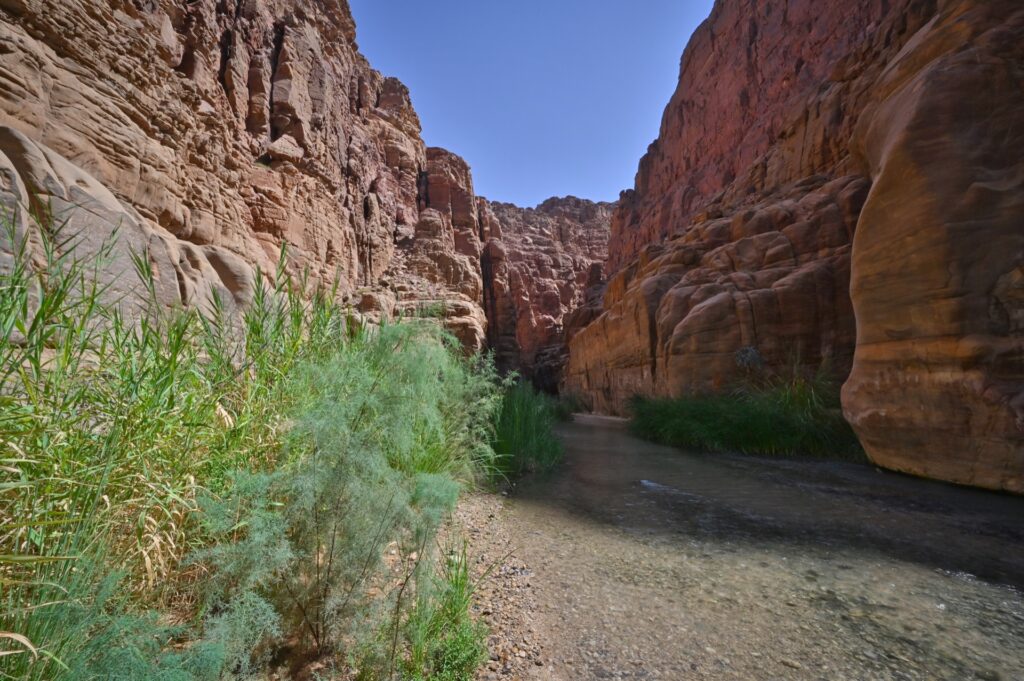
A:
1 0 1022 494
565 0 1024 493
0 0 610 380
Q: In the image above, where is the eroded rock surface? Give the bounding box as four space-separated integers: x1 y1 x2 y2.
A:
605 0 899 272
567 0 921 411
380 148 488 352
0 126 243 315
0 0 613 370
0 0 500 350
568 175 864 412
480 197 612 389
842 1 1024 493
566 0 1024 491
0 0 423 300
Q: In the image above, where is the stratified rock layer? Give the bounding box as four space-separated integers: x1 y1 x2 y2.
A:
842 1 1024 493
380 147 488 351
566 0 1024 492
0 0 502 351
567 0 916 411
568 175 864 411
0 0 420 302
605 0 898 272
0 0 612 372
479 197 612 390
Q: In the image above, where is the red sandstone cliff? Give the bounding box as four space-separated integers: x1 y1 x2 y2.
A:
1 0 421 308
0 0 498 351
0 0 611 372
566 0 1024 493
6 0 1013 492
478 197 612 390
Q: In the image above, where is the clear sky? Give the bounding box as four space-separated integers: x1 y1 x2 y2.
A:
348 1 714 207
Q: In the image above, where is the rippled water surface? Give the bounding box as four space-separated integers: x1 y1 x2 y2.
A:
505 416 1024 680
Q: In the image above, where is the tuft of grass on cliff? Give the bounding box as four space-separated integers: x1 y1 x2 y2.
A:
0 214 496 680
629 361 865 461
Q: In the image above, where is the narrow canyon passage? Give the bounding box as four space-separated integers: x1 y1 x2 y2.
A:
475 417 1024 681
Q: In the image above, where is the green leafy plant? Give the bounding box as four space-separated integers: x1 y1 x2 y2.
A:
406 301 449 320
551 392 586 422
355 542 488 681
402 544 488 681
0 207 500 679
490 380 565 480
629 367 865 461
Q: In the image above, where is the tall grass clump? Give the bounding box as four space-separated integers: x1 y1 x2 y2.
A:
490 381 564 480
399 544 488 681
550 392 585 422
354 542 488 681
0 210 500 679
629 357 864 461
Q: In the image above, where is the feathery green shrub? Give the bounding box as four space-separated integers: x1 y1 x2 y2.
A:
0 211 499 679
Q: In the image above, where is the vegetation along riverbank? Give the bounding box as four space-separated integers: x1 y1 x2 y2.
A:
0 219 560 680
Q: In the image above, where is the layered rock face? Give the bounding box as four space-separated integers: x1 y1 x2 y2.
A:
842 1 1024 493
567 0 1024 491
605 0 899 272
0 0 612 371
567 0 916 411
0 0 422 308
0 0 501 349
376 147 488 351
478 197 612 390
568 175 865 411
0 1 454 353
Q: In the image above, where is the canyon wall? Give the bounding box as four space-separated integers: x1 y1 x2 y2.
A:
1 0 418 310
0 0 610 373
479 197 612 390
843 0 1024 493
566 0 1024 492
6 0 1015 490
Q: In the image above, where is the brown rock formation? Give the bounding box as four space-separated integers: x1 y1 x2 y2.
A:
0 126 249 313
568 175 865 412
606 0 901 273
381 148 488 351
479 197 612 390
0 0 495 348
567 0 918 412
567 0 1024 491
842 1 1024 493
0 0 613 370
0 0 422 299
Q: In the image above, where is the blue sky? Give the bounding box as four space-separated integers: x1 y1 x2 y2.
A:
348 1 714 207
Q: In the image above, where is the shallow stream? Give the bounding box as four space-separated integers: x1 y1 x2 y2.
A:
502 415 1024 680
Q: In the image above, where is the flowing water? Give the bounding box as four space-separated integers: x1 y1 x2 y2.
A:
501 415 1024 680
